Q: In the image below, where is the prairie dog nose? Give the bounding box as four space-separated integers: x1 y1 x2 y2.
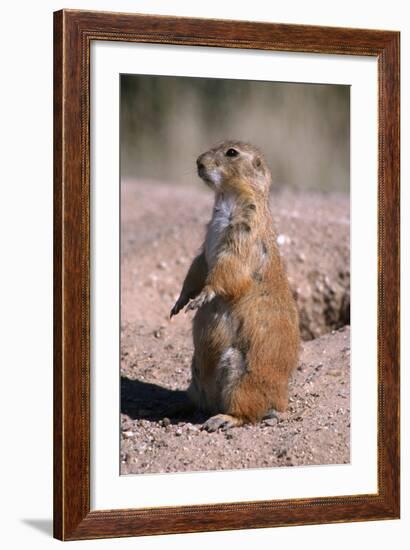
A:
197 155 207 177
196 155 205 170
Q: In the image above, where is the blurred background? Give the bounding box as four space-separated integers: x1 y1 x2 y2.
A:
120 74 350 192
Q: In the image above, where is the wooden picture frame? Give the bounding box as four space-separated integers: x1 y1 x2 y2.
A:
53 9 400 541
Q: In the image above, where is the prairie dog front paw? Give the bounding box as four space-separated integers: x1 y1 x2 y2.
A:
185 287 215 312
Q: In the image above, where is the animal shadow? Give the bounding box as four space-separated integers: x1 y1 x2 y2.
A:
120 376 206 424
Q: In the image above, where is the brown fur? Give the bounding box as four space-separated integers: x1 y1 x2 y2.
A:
170 140 300 431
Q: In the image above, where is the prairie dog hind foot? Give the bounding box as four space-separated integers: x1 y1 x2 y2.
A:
202 413 244 432
202 410 281 432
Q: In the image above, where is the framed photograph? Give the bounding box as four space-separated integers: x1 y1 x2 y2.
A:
53 9 400 541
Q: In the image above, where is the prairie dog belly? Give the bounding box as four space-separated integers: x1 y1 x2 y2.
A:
205 194 235 267
191 298 245 413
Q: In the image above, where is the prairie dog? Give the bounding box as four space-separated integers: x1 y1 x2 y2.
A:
170 141 300 432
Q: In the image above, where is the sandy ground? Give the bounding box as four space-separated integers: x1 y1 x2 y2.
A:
120 179 350 475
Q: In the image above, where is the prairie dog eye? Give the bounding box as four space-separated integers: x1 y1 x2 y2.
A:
225 148 239 158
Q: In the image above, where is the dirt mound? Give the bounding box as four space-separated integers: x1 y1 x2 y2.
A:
271 190 350 339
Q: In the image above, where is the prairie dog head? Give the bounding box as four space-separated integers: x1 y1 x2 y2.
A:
196 141 271 196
